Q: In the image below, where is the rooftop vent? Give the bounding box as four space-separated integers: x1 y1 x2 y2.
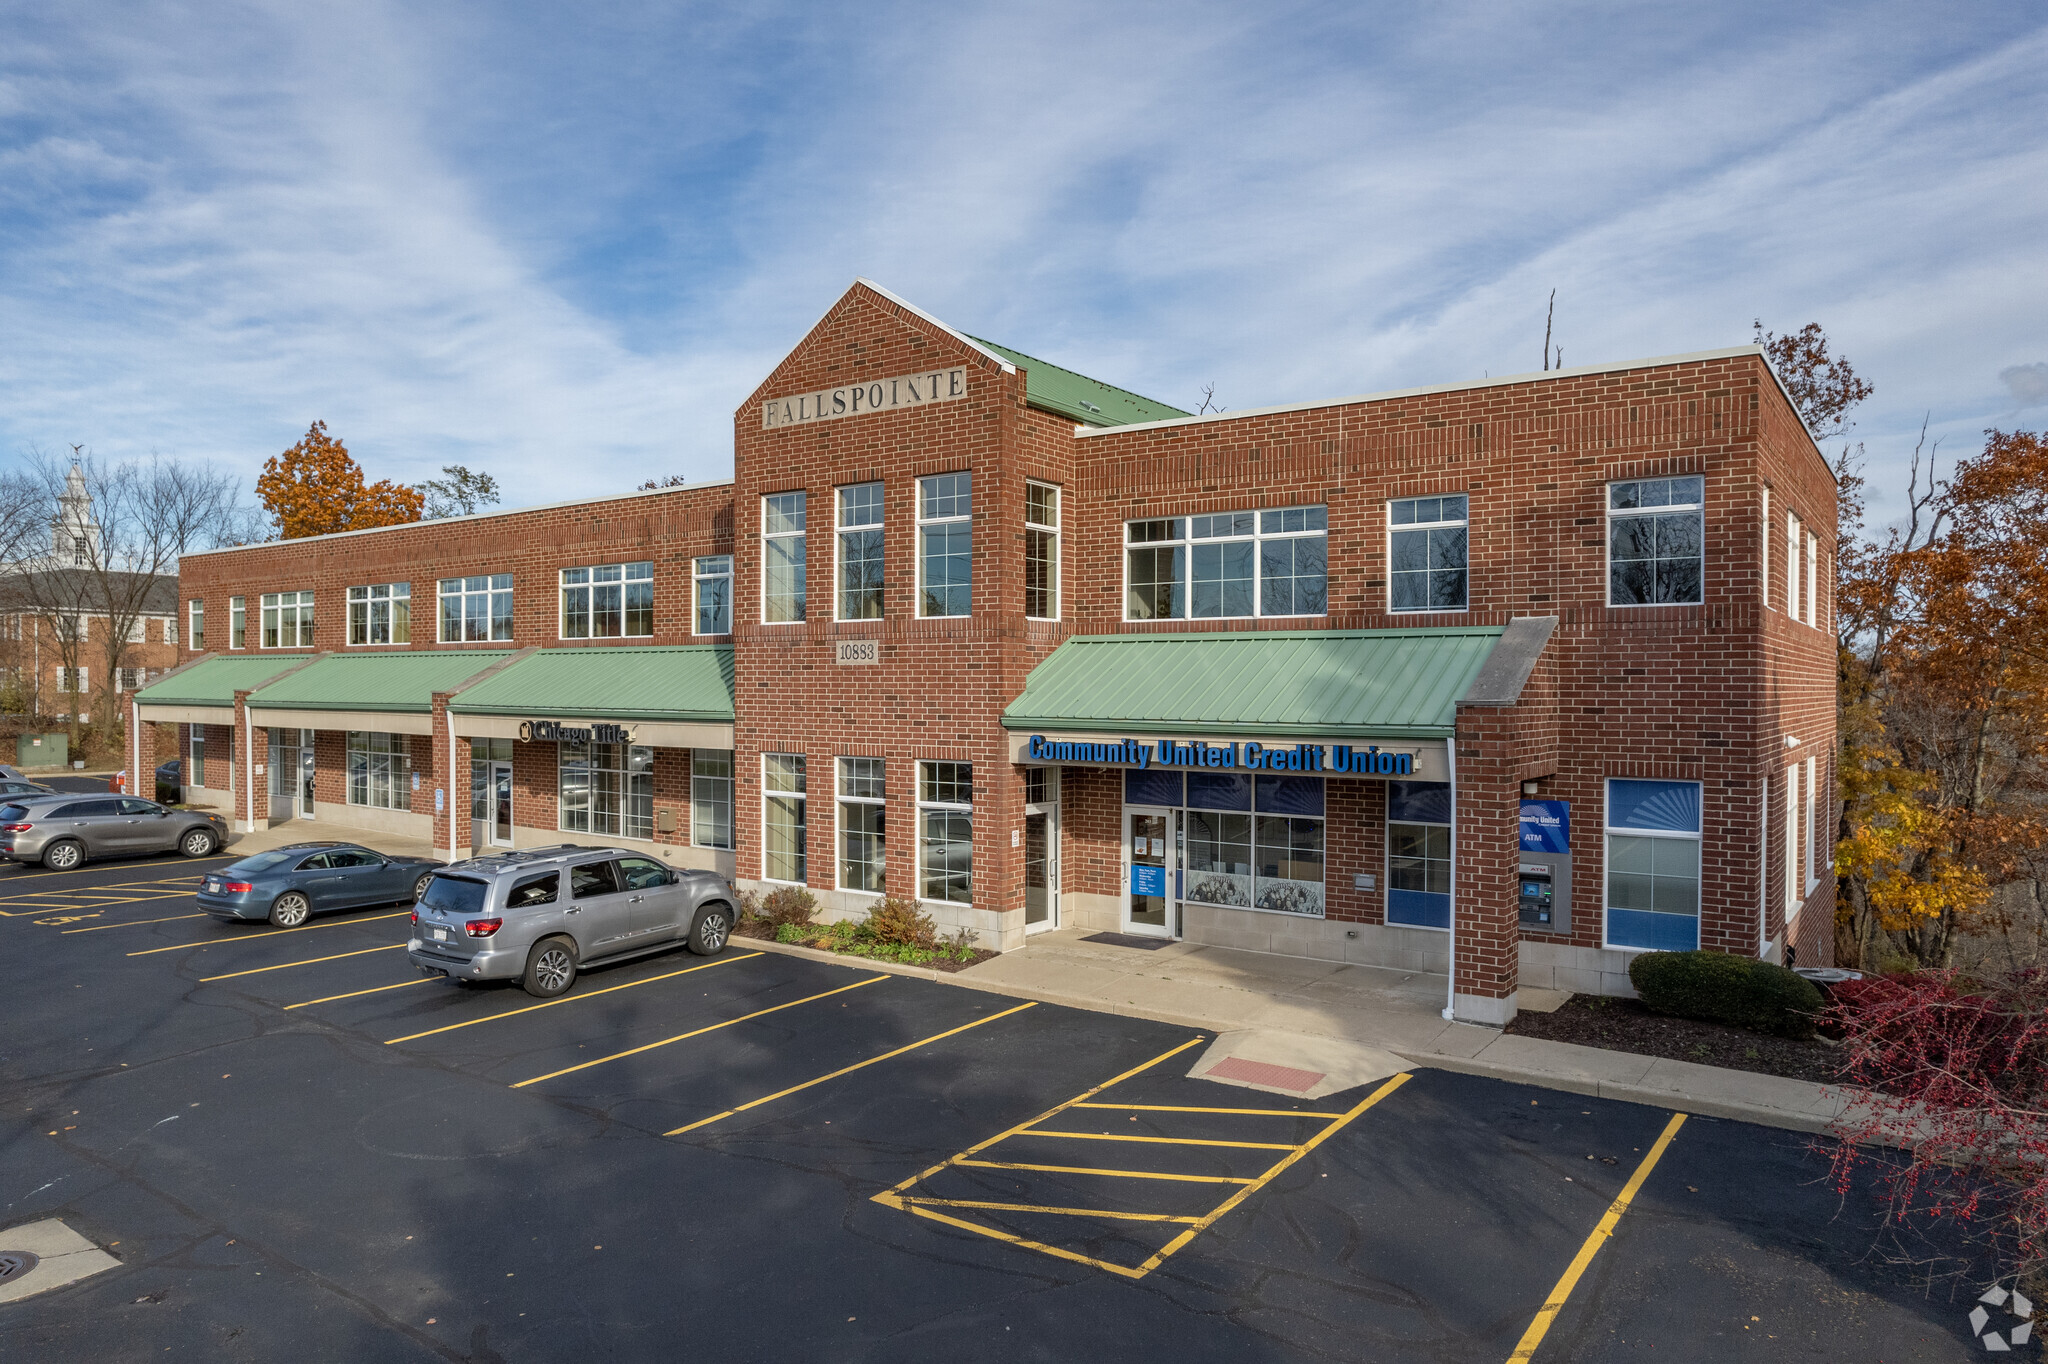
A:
1079 400 1103 414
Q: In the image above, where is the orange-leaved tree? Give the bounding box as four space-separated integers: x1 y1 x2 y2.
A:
256 422 424 539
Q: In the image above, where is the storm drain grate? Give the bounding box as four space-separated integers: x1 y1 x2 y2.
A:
0 1251 39 1282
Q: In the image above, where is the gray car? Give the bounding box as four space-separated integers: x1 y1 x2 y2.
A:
0 793 229 869
409 845 735 998
198 842 446 927
0 779 56 799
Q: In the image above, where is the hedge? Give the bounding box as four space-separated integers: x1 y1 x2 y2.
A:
1626 949 1825 1038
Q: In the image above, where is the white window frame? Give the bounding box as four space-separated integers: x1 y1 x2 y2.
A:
1760 486 1770 607
164 617 178 647
1786 512 1802 621
347 582 411 646
59 666 88 693
229 596 245 650
917 760 973 904
260 591 314 649
917 472 973 619
762 492 807 625
189 727 205 788
1386 494 1470 614
690 749 733 849
835 756 886 894
1601 778 1705 953
1784 762 1799 910
1804 755 1820 893
346 731 413 811
1120 504 1329 623
1025 481 1061 621
115 666 143 692
438 574 515 644
762 753 807 884
558 561 652 640
188 599 204 651
835 483 885 622
692 557 732 637
556 738 653 839
1606 477 1706 607
1804 531 1817 628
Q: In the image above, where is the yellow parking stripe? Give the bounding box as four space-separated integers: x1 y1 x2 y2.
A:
63 913 209 933
285 978 439 1009
199 944 404 981
511 976 886 1088
1505 1112 1687 1363
126 910 412 955
0 856 231 883
383 952 761 1044
899 1197 1202 1224
1019 1130 1298 1151
1072 1103 1344 1119
956 1159 1254 1185
666 1002 1036 1135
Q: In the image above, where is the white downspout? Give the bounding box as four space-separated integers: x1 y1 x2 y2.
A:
447 719 458 864
1441 735 1459 1022
1759 765 1771 958
244 707 255 833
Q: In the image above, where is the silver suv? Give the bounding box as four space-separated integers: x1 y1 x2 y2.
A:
0 793 228 869
409 846 735 997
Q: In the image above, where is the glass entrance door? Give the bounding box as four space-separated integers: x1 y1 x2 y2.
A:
269 728 312 820
299 738 316 820
1123 806 1176 937
1024 807 1058 932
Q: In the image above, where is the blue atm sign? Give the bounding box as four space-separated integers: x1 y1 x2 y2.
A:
1519 800 1570 854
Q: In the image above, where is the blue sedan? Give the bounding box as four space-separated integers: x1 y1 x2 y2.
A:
198 842 446 927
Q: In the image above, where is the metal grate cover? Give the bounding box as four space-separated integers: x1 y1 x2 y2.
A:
0 1251 40 1282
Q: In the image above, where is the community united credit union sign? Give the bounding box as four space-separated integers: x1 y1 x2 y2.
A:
761 366 969 429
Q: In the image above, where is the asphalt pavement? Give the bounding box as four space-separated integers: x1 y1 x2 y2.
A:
0 851 2006 1362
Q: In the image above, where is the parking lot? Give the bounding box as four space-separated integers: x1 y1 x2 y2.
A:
0 846 1999 1361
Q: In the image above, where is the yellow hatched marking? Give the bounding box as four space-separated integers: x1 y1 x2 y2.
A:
199 944 404 981
899 1197 1202 1225
511 975 886 1088
384 952 760 1044
666 1002 1035 1135
286 977 439 1009
64 913 209 933
956 1159 1254 1185
1505 1112 1687 1363
0 858 228 886
1020 1130 1297 1151
1072 1102 1343 1119
127 910 412 956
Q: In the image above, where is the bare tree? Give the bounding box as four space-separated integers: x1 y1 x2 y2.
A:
416 464 502 519
1541 290 1562 371
1196 383 1225 415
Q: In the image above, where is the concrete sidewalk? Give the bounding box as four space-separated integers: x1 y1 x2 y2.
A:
915 928 1854 1134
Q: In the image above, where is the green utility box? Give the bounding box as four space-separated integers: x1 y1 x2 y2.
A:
16 733 68 769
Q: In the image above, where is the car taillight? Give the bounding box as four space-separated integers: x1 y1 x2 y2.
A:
465 918 503 938
410 911 419 926
224 882 255 893
2 823 31 833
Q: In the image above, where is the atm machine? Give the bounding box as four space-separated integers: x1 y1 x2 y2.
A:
1517 799 1571 933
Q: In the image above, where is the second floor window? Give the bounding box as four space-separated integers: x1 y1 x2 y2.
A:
440 574 514 643
1389 495 1468 612
763 492 806 623
188 599 204 651
561 562 652 639
1026 482 1060 619
229 596 245 649
919 473 972 617
348 582 411 645
261 591 314 648
1609 477 1704 606
837 483 884 620
1125 506 1327 621
693 556 732 635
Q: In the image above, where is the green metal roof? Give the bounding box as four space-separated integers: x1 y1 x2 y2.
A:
447 646 734 724
968 337 1190 428
1001 627 1507 739
248 651 512 713
135 655 315 708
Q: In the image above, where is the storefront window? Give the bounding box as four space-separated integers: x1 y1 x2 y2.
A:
1387 780 1452 929
440 575 514 643
918 474 972 617
763 753 806 881
347 582 411 645
470 737 512 824
837 757 885 892
559 740 653 840
837 484 884 620
693 557 732 635
1124 506 1326 621
1605 779 1702 951
763 493 806 623
692 750 733 849
347 731 412 810
1389 496 1469 612
1253 775 1323 914
918 760 972 902
189 728 205 788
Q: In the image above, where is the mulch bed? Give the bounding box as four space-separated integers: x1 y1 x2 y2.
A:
732 918 999 974
1507 993 1844 1085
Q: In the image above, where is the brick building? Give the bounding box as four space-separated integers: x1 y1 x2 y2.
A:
138 279 1838 1025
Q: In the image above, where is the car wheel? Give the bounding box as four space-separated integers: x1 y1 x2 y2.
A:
688 903 732 956
523 938 577 998
268 892 312 928
179 829 217 858
411 872 434 903
41 840 84 872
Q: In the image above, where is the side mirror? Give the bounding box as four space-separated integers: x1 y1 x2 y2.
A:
668 870 682 885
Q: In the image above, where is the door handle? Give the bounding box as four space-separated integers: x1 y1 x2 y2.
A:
628 895 643 904
566 906 582 915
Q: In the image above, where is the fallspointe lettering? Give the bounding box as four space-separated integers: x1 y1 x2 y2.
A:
762 365 971 429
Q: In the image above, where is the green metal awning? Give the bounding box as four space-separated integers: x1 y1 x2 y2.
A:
134 656 311 709
1000 627 1506 740
447 646 734 724
248 651 512 713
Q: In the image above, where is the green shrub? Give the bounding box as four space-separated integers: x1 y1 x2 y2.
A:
861 897 937 949
1628 950 1825 1038
774 922 808 945
758 886 818 928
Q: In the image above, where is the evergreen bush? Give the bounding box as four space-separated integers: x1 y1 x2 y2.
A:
1627 949 1825 1038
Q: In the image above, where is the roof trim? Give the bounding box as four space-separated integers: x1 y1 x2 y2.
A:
183 477 735 559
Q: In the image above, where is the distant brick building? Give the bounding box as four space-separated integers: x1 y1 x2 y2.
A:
143 280 1838 1023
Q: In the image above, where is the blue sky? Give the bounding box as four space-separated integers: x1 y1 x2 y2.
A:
2 2 2043 533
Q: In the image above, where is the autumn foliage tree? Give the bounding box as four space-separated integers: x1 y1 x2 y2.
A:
256 422 424 539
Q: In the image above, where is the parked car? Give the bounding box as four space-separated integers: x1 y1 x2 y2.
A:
155 758 182 801
0 778 56 799
0 765 28 781
198 842 446 927
0 793 229 870
409 845 734 998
